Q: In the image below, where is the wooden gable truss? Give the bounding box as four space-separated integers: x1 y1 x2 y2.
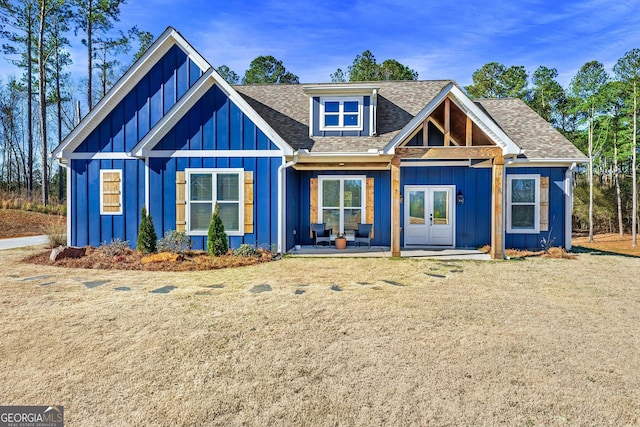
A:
391 95 506 259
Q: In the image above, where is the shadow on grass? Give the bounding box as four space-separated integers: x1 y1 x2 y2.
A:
572 245 640 259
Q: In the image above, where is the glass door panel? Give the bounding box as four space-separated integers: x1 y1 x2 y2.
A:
409 191 425 224
432 190 449 225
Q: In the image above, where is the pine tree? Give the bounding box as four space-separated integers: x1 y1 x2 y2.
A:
137 206 157 253
207 204 228 256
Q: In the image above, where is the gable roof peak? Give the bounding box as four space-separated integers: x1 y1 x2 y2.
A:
53 26 210 159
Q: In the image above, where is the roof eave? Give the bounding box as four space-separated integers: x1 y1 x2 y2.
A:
302 83 381 96
507 157 589 166
382 83 524 157
52 27 211 160
131 68 294 158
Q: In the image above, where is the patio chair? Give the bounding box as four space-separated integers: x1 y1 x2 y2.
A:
311 223 331 248
354 223 372 249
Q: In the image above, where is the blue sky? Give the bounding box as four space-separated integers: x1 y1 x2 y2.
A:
4 0 640 88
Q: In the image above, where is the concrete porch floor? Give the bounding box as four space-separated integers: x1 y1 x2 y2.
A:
288 245 491 260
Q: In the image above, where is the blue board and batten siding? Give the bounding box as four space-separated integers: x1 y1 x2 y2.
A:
402 166 568 249
152 85 279 151
149 157 281 251
70 44 206 248
401 166 492 248
148 83 283 251
75 45 203 153
290 165 566 250
505 167 567 249
70 158 145 247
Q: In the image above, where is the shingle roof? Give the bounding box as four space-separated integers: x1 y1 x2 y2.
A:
476 98 587 160
234 80 587 161
234 80 452 152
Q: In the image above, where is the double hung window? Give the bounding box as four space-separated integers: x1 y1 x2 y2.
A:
186 169 243 236
507 174 540 233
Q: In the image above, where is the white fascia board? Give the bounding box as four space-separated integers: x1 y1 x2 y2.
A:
383 83 523 156
383 82 454 153
217 79 293 156
148 150 283 158
302 84 381 96
66 152 133 160
506 157 589 167
446 86 521 156
54 27 210 160
131 68 293 157
131 68 216 157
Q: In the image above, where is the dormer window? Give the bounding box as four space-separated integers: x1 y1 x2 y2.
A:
320 97 363 131
303 84 379 137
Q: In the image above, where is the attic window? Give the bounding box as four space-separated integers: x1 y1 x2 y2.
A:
320 97 363 131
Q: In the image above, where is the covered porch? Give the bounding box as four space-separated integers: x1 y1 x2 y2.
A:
288 245 490 260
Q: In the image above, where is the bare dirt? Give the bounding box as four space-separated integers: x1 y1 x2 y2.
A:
573 233 640 257
0 209 66 239
1 247 639 426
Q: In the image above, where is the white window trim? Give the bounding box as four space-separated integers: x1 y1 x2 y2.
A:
318 175 366 234
185 168 245 236
319 97 364 131
506 174 540 234
99 169 122 215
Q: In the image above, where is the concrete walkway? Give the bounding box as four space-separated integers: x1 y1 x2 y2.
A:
0 235 48 251
289 245 490 260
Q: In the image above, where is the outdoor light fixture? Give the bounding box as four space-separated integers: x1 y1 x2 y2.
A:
457 190 464 205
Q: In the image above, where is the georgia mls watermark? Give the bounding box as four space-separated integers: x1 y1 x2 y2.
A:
0 406 63 427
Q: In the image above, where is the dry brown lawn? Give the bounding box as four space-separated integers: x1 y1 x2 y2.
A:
1 246 639 426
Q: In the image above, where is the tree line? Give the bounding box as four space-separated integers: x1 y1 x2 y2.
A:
0 0 151 206
464 55 640 244
0 5 637 245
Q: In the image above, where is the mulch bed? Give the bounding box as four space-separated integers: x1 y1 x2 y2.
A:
24 246 275 271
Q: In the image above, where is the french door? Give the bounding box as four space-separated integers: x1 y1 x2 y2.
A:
404 185 455 246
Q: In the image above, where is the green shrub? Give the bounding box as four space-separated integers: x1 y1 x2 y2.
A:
158 230 193 254
99 238 130 257
137 206 157 254
234 243 259 257
207 203 228 256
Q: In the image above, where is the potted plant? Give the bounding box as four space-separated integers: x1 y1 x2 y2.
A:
334 233 347 250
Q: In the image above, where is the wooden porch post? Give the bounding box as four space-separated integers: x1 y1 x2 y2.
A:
444 98 451 146
391 156 401 257
491 155 505 260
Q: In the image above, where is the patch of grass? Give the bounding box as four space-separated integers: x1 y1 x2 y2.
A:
0 190 66 215
42 215 66 248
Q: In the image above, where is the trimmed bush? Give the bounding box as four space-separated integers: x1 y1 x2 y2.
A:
207 203 228 256
234 243 259 257
99 238 130 257
158 230 193 254
137 206 157 254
